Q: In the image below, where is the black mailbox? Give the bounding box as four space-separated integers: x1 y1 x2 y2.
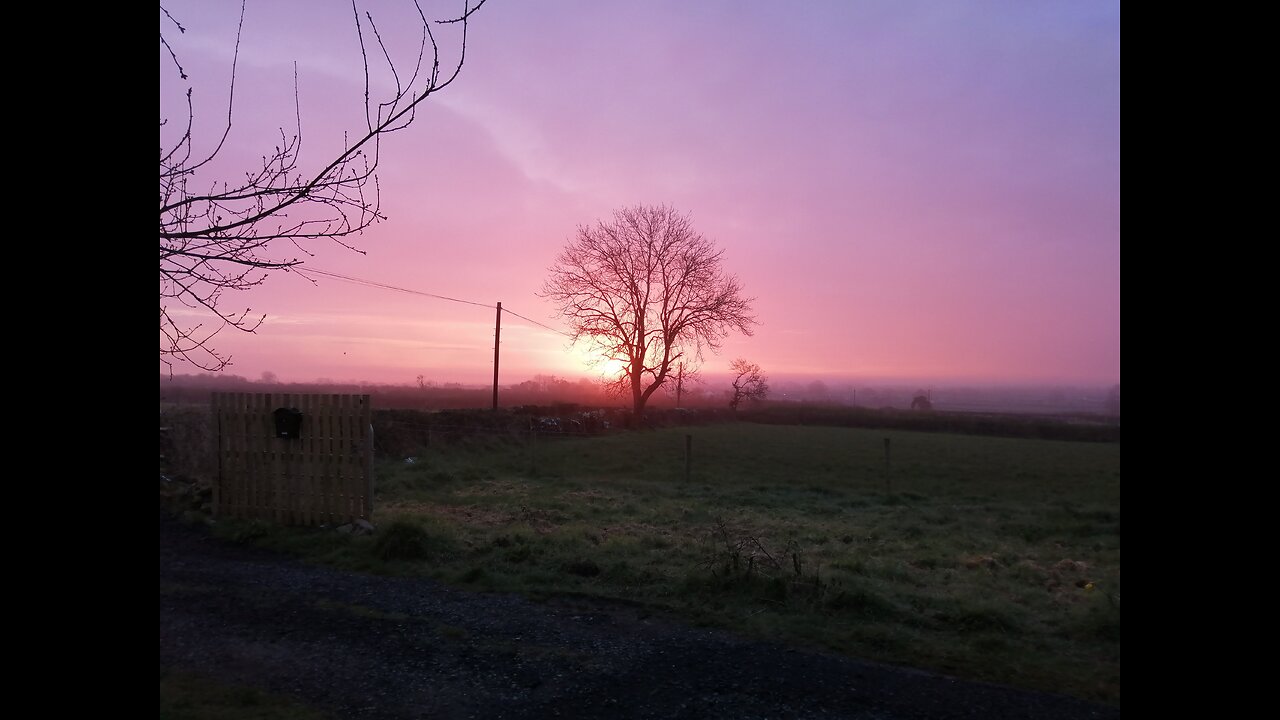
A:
273 407 303 439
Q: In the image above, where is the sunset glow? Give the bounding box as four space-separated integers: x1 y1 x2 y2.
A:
160 1 1120 389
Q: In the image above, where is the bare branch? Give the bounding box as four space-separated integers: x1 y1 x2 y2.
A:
159 0 488 373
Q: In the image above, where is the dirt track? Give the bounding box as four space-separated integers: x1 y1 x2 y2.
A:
159 514 1119 720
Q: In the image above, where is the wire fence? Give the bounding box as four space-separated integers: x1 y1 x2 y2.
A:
367 407 726 457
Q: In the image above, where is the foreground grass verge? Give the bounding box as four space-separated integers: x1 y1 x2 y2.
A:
207 422 1120 705
159 669 332 720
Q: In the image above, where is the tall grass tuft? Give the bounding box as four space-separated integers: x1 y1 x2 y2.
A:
372 520 451 562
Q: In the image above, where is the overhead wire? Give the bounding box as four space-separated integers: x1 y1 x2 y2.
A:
295 267 493 309
501 307 573 339
295 266 574 338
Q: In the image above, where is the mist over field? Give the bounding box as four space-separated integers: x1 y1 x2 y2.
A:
160 372 1119 418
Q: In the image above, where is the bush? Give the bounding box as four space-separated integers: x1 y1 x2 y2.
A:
372 520 448 562
562 560 602 577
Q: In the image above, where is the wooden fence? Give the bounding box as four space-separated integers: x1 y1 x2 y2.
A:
213 393 373 526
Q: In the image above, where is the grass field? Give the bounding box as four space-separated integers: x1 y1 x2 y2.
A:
160 670 332 720
216 422 1121 705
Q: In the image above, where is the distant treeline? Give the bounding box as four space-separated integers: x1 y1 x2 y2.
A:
162 375 1118 446
159 373 613 410
160 374 1118 416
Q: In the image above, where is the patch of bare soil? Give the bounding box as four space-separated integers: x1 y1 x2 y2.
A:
159 513 1119 720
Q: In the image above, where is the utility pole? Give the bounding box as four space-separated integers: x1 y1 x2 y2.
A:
492 301 501 411
676 362 684 408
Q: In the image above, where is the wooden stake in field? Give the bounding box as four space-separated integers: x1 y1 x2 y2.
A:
685 434 693 483
530 427 538 476
884 437 891 493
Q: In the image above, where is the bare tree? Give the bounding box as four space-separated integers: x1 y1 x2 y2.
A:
666 360 702 408
160 0 488 373
541 205 757 415
728 358 769 411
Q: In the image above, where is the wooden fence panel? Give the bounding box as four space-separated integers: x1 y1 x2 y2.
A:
212 393 373 526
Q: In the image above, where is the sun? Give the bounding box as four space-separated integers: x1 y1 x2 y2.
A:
568 344 627 379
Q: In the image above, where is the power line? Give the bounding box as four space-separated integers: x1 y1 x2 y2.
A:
502 307 573 339
290 265 583 410
295 267 493 309
296 266 574 339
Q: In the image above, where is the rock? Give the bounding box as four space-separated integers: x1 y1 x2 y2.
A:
337 520 375 536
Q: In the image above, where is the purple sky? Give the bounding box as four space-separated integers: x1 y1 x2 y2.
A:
160 0 1120 387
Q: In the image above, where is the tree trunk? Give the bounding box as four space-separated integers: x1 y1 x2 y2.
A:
631 365 645 416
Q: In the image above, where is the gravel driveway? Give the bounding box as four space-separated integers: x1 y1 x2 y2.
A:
160 514 1119 720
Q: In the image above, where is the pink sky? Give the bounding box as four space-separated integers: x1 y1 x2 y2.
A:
160 1 1120 388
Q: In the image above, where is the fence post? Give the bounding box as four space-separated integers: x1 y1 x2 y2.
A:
883 437 891 493
213 404 222 517
685 434 692 483
366 423 375 518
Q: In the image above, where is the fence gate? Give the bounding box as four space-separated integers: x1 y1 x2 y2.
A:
213 393 373 526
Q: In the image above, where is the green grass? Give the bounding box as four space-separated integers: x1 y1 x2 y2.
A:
159 670 332 720
215 422 1120 705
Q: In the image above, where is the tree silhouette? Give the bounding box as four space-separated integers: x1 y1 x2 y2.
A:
541 205 757 415
666 361 701 408
159 0 488 373
728 359 769 410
